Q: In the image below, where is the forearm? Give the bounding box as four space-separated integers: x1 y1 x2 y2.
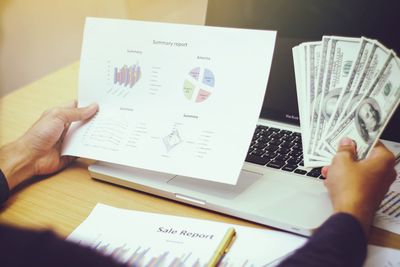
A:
0 139 35 190
278 213 367 267
333 200 374 237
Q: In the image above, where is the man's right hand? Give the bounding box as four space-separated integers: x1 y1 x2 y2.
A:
322 137 397 236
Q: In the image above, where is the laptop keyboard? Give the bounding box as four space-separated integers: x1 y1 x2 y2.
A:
245 125 324 179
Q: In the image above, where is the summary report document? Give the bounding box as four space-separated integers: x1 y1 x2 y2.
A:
62 17 276 184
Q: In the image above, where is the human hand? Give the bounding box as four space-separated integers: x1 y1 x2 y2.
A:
321 137 397 236
0 101 98 190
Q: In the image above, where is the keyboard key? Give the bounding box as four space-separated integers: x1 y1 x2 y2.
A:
258 136 271 143
258 125 269 131
253 132 259 138
293 135 301 140
265 144 279 152
268 127 280 132
294 169 307 175
254 128 262 135
245 154 270 165
282 135 296 142
282 164 297 172
275 154 290 162
277 147 290 154
310 167 322 174
296 138 302 144
292 143 302 150
269 139 283 146
251 149 265 156
258 139 270 146
267 160 285 169
292 132 301 137
263 151 277 159
270 132 284 139
253 142 267 149
307 167 322 178
286 157 301 165
289 150 302 158
280 130 292 135
307 172 320 178
260 131 274 138
280 141 294 149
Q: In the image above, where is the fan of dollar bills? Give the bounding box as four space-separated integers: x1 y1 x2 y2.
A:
292 36 400 168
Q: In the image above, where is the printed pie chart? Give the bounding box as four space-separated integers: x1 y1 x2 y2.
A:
183 67 215 103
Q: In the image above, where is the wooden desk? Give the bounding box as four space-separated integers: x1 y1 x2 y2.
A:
1 62 399 249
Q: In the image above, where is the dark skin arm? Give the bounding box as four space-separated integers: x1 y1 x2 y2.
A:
322 137 396 236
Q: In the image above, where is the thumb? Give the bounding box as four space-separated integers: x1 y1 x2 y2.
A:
60 103 98 123
61 99 77 109
337 137 357 160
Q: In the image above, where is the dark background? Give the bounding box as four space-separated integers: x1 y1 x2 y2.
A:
206 0 399 142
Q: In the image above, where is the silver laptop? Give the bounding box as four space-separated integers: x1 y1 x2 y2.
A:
89 0 400 236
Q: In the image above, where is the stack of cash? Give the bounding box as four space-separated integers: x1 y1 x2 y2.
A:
293 36 400 167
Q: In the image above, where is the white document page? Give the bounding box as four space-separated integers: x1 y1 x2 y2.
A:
68 204 398 266
62 18 276 184
373 162 400 234
381 139 400 161
67 203 306 266
364 245 400 267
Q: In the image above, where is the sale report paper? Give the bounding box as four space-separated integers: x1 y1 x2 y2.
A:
62 18 276 184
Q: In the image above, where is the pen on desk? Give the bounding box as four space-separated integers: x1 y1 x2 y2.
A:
208 227 236 267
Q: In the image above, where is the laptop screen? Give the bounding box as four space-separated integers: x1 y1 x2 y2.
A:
205 0 399 142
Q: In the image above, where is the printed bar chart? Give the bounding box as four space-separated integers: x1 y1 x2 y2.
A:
114 64 142 88
378 191 400 218
90 240 205 267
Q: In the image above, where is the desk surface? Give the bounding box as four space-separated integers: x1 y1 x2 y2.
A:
1 62 399 249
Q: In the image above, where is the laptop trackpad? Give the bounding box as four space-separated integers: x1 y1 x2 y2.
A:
167 170 262 199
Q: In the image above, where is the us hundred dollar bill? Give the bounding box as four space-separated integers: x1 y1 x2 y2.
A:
293 44 308 137
305 42 328 165
325 53 400 159
299 42 330 165
313 36 361 156
335 40 391 128
294 42 327 166
322 38 376 147
307 37 330 163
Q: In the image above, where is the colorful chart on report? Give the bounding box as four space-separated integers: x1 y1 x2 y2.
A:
114 64 141 88
183 67 215 103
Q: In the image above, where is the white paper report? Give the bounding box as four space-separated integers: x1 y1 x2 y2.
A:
62 17 276 184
